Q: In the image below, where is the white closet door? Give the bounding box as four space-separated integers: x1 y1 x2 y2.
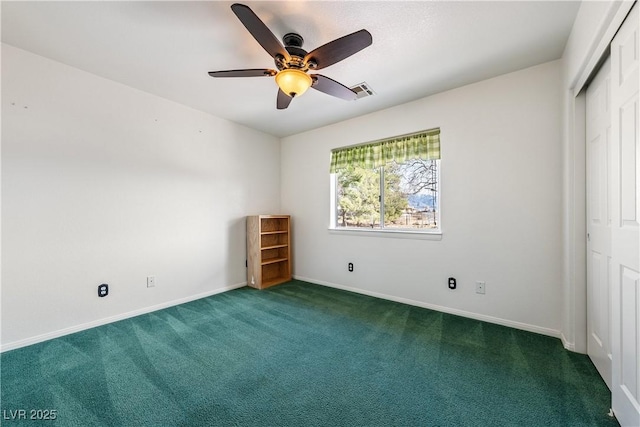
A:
586 56 612 390
610 4 640 426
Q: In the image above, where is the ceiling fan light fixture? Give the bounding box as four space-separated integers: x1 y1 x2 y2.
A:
275 69 312 97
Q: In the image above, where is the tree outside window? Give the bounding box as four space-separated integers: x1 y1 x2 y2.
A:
335 158 439 231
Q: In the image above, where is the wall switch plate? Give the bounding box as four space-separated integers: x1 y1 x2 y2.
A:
147 276 156 288
476 281 485 294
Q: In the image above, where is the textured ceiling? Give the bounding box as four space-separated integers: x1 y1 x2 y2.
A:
1 1 580 137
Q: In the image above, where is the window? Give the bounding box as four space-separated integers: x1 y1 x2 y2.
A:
330 129 440 233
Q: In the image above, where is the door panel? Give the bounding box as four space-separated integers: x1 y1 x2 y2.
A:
586 56 613 389
620 99 638 226
610 4 640 425
620 268 638 406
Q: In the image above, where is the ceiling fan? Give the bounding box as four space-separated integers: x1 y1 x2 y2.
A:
208 3 373 110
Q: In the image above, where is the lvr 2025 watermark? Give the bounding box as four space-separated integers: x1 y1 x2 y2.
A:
3 409 57 421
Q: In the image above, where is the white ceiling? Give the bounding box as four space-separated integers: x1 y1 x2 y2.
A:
1 1 580 138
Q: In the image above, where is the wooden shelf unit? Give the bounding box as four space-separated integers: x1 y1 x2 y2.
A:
246 215 291 289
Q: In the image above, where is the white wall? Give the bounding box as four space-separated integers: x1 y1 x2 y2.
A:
1 45 281 350
281 60 563 337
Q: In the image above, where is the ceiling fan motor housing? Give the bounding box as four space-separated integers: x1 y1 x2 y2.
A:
275 33 312 71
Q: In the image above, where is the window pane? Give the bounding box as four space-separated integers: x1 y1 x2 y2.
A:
384 159 439 230
335 165 382 229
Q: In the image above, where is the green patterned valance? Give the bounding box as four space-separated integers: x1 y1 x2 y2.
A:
329 128 440 173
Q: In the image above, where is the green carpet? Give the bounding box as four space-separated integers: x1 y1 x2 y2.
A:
1 280 617 426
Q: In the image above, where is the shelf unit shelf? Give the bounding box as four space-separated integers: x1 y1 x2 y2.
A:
261 257 288 266
261 244 288 250
261 278 288 288
246 215 291 289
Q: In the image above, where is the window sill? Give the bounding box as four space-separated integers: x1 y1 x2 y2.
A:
328 227 442 240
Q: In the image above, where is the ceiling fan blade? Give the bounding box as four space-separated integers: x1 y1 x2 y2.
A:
231 3 290 62
277 89 293 110
208 69 276 78
311 74 357 100
305 29 372 70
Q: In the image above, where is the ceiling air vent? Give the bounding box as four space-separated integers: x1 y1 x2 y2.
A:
350 82 375 99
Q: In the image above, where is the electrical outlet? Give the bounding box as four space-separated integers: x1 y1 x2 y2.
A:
476 281 485 294
98 284 109 297
348 262 354 272
147 276 156 288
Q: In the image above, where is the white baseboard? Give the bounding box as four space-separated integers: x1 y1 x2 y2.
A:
1 282 247 353
294 275 562 340
4 277 566 353
560 332 576 352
